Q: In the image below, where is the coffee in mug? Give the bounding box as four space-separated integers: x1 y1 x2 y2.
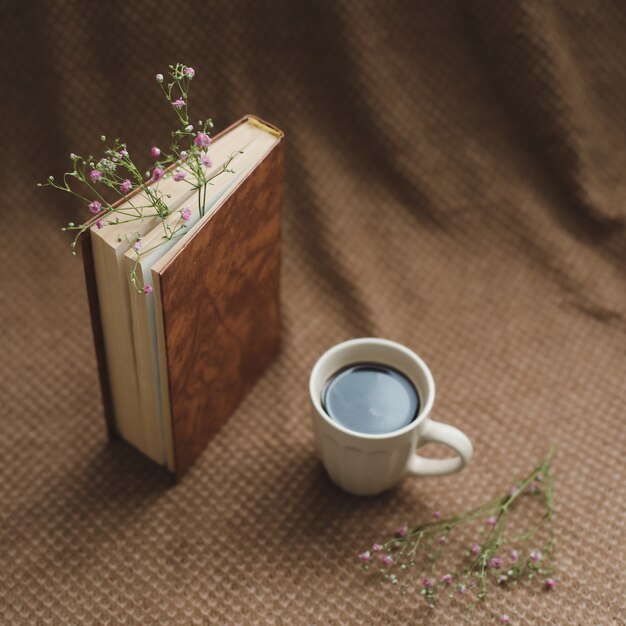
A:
309 338 473 495
322 363 420 434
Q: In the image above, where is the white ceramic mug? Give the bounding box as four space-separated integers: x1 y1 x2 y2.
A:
309 338 473 496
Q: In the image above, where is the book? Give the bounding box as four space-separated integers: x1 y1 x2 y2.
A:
82 116 284 479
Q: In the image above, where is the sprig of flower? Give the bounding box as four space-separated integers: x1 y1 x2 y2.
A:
39 63 243 294
42 135 171 255
358 450 556 622
155 63 241 219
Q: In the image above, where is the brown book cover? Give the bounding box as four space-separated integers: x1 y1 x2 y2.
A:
82 116 284 480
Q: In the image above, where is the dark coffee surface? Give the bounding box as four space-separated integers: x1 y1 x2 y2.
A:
322 363 419 434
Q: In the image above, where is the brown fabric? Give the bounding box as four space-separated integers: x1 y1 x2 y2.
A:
1 1 625 624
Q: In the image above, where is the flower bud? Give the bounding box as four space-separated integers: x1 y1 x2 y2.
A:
156 73 164 83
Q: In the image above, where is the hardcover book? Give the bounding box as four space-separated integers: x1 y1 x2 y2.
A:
82 116 284 479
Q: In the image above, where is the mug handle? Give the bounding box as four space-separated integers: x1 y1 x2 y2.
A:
407 419 473 477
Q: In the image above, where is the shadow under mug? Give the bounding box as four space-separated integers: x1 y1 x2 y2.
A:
309 338 473 496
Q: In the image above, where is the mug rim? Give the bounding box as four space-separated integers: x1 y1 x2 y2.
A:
309 337 436 440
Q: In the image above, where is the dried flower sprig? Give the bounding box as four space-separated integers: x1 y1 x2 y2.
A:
154 63 241 218
359 450 555 620
39 63 242 293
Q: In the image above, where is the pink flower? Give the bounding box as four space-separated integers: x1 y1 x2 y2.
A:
180 207 192 222
152 167 165 182
471 543 481 555
509 549 519 563
194 132 212 149
488 557 504 569
500 615 510 624
433 511 441 519
529 550 542 563
173 169 187 182
119 148 129 158
486 516 497 526
120 179 132 194
151 146 161 158
395 526 407 538
172 98 185 109
372 543 383 553
201 154 213 168
382 555 393 567
95 219 104 229
89 170 103 182
183 66 195 78
498 575 508 584
88 200 102 214
133 240 142 252
422 578 432 588
510 486 520 497
143 285 153 295
358 551 371 562
545 578 556 590
436 536 447 544
441 574 453 584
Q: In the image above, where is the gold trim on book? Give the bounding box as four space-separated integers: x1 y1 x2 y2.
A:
247 117 282 137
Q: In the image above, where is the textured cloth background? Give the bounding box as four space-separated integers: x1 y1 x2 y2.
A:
1 1 626 624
